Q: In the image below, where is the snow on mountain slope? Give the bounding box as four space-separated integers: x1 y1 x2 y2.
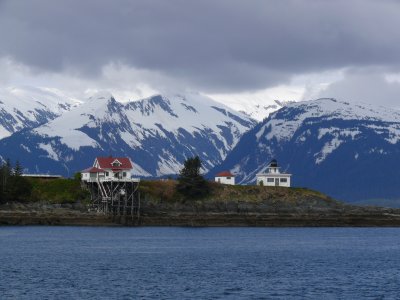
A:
210 98 400 202
209 93 294 121
0 86 81 139
260 98 400 143
0 92 256 176
237 100 290 121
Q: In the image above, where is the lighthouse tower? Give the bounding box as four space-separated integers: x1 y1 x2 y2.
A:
266 159 280 174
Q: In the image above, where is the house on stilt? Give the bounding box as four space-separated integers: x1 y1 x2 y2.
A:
80 156 140 224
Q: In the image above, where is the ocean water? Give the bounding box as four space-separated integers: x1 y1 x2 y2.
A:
1 227 400 299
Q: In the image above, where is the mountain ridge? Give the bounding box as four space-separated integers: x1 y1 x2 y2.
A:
0 92 256 177
0 86 81 139
209 98 400 202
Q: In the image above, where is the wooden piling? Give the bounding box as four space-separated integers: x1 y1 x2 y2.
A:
82 178 140 225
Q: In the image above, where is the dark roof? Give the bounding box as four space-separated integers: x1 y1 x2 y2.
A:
96 157 133 169
216 171 234 177
269 159 278 167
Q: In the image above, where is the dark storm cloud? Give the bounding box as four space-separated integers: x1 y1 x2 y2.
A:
317 69 400 108
1 0 400 92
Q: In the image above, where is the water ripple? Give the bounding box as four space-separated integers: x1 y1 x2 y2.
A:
1 227 400 299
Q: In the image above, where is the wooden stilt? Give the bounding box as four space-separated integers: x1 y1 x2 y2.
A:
82 178 140 225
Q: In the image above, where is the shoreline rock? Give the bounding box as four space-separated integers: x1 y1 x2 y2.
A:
2 202 400 227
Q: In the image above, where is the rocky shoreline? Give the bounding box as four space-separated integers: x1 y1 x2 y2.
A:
139 212 400 227
2 201 400 227
0 203 116 226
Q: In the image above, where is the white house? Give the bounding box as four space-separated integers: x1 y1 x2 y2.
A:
215 171 235 185
256 159 291 187
81 156 134 182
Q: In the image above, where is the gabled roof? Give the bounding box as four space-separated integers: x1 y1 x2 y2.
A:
82 167 105 173
95 157 133 170
216 171 234 177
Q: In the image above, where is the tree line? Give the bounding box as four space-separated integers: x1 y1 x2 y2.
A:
0 159 32 204
0 155 211 204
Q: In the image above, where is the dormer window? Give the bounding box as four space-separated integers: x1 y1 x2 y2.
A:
111 159 122 167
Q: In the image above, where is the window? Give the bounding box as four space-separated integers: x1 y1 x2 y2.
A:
267 178 274 183
280 178 287 183
123 172 127 177
226 177 231 179
105 172 109 176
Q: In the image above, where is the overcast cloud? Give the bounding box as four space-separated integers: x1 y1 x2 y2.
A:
1 0 400 105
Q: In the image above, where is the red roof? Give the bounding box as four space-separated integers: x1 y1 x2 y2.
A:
82 167 105 173
216 171 234 177
95 156 133 170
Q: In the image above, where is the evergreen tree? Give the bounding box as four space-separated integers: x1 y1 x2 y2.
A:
74 172 82 181
0 160 11 203
0 161 5 203
0 159 32 203
176 156 210 198
13 160 23 176
2 159 11 185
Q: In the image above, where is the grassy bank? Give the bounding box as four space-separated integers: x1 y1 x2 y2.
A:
139 179 339 208
13 178 338 207
4 178 400 227
26 178 89 204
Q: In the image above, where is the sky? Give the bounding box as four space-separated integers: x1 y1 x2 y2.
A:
1 0 400 108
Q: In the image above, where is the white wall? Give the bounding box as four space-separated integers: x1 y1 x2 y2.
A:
81 172 90 181
103 170 131 179
215 176 235 185
256 175 291 187
81 168 132 181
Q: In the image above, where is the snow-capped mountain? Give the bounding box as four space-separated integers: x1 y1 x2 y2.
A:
0 86 81 139
236 100 292 121
209 93 294 121
209 98 400 202
0 92 255 176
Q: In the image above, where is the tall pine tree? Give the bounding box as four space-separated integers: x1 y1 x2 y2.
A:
13 160 23 176
176 156 210 198
0 160 12 203
0 159 32 203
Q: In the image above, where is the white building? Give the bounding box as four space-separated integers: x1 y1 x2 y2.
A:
256 159 291 187
81 156 134 182
215 171 235 185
